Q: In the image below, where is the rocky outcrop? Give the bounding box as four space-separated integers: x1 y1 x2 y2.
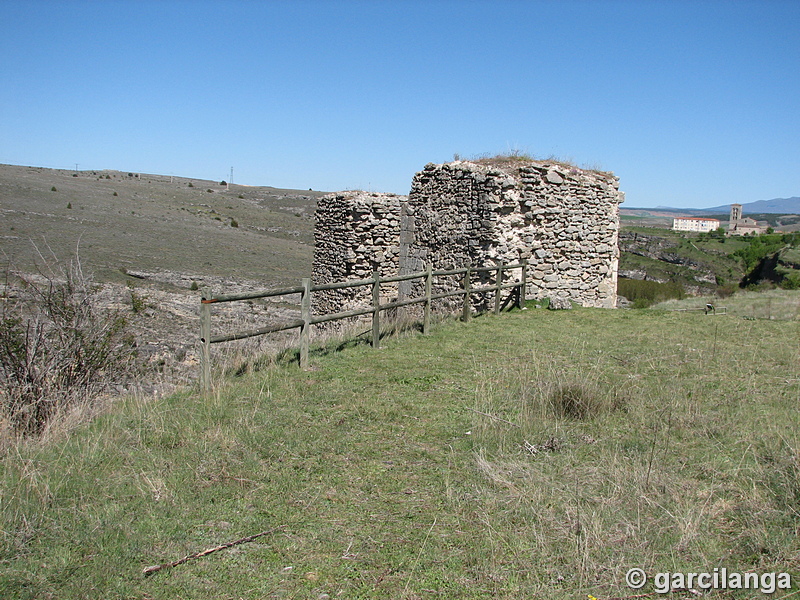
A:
618 231 717 285
548 296 573 310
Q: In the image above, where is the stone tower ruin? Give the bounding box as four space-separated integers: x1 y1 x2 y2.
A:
312 158 624 315
312 191 404 315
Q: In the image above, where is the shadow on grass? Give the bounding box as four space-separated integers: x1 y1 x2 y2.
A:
220 299 533 379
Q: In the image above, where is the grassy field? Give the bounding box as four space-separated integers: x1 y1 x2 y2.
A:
655 288 800 321
2 297 799 599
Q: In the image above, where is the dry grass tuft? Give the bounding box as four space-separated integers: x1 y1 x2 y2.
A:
546 380 623 420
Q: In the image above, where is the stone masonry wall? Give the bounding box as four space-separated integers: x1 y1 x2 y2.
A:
312 191 405 315
312 159 624 316
403 160 624 309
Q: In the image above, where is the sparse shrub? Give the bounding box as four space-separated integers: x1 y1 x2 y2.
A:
127 285 148 314
220 180 227 186
0 259 135 435
50 186 57 192
781 271 800 290
617 278 685 308
549 383 595 419
189 281 199 291
716 284 737 298
188 182 194 188
207 189 213 193
546 379 625 420
67 202 72 209
230 219 239 228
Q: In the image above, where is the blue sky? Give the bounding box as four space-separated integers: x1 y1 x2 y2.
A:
1 0 798 208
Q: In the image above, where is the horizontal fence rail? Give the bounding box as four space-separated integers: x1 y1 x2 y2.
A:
668 306 728 315
199 261 528 391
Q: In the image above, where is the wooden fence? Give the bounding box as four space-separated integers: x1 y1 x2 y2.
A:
669 306 728 315
199 261 528 391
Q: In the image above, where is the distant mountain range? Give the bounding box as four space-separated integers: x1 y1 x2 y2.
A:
628 197 800 215
700 197 800 214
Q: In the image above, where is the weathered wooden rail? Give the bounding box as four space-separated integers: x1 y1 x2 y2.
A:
199 261 528 390
669 305 728 315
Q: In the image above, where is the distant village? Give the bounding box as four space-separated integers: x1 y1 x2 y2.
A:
672 204 769 236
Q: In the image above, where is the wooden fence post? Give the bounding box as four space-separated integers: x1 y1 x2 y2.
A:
423 263 432 335
461 265 472 322
518 259 528 309
494 260 504 315
372 270 381 348
300 278 311 368
200 286 212 393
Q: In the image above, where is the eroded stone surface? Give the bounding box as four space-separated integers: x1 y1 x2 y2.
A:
312 160 624 315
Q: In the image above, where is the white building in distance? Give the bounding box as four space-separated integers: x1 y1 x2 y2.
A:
672 217 721 233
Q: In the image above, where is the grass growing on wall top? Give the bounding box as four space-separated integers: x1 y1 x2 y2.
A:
1 301 799 599
463 152 614 176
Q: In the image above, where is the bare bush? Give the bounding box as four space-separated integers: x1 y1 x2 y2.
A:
0 258 136 436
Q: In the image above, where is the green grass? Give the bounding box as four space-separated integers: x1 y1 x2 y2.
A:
617 278 685 308
2 301 799 599
655 287 800 321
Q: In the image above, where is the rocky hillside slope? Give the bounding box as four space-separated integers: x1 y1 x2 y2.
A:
0 164 327 392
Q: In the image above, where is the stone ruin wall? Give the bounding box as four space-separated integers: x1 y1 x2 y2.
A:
312 191 405 315
312 159 624 316
404 160 623 309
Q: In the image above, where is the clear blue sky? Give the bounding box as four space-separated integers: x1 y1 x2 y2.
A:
2 0 798 208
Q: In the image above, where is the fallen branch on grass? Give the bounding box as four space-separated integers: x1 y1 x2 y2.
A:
465 406 519 427
143 525 287 576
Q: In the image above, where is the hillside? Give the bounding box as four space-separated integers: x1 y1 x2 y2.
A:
2 164 799 598
1 304 798 598
618 223 800 307
0 164 328 387
619 226 747 292
0 163 325 287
